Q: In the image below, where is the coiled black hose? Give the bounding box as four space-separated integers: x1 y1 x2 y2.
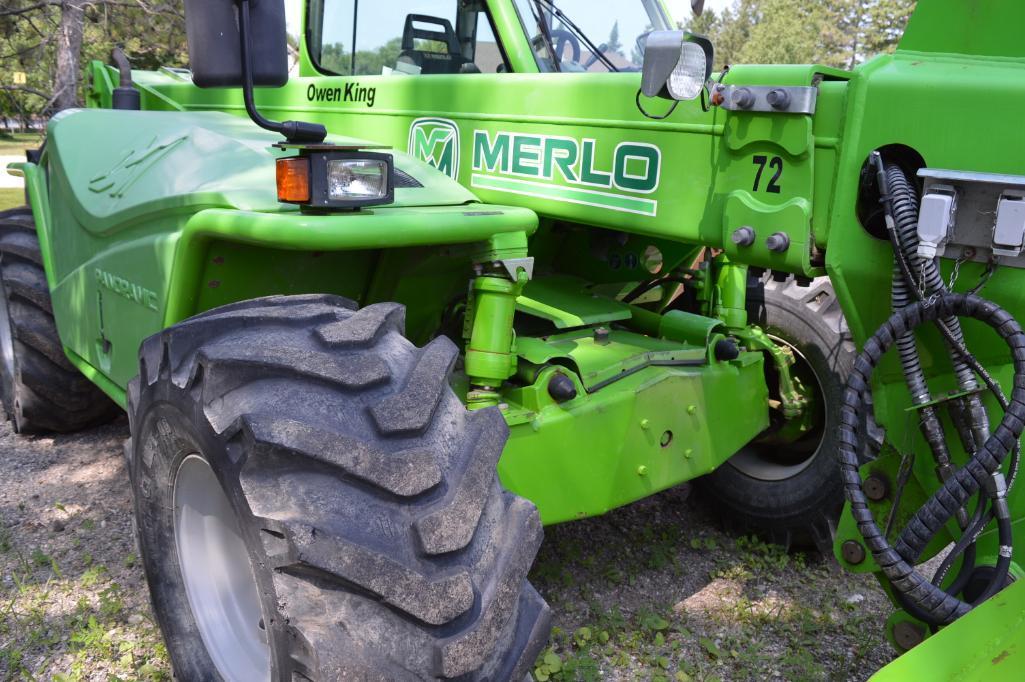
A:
885 166 986 413
876 159 1019 571
838 294 1025 624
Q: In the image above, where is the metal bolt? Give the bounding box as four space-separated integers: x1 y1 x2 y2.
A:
892 621 925 651
766 233 791 253
864 474 890 502
594 327 611 345
640 419 651 430
684 448 693 459
731 226 756 247
841 540 866 565
734 87 755 109
637 465 648 476
687 405 697 415
766 88 791 110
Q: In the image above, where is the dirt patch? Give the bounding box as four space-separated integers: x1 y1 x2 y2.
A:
528 487 897 681
1 418 897 680
0 417 168 681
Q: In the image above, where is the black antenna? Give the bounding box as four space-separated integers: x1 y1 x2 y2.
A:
237 0 326 143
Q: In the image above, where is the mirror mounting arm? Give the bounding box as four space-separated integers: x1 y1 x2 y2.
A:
237 0 326 143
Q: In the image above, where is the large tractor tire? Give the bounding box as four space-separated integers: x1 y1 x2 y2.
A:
697 274 855 552
0 207 119 433
127 294 551 681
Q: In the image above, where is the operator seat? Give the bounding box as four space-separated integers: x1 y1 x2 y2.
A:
396 14 472 75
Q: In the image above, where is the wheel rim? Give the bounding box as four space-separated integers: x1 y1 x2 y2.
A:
727 336 827 482
173 455 270 681
0 281 17 410
0 285 16 383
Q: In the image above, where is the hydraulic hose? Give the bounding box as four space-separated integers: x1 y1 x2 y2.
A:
875 158 1020 574
838 293 1025 624
884 165 985 409
865 157 1021 621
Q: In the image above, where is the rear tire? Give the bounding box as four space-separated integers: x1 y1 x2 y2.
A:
697 274 854 551
128 294 551 681
0 207 119 433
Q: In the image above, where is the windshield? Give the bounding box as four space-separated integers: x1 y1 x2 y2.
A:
512 0 671 73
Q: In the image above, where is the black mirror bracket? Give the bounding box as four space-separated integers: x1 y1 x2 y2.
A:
237 0 326 143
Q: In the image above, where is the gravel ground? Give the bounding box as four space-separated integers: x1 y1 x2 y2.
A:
0 417 898 681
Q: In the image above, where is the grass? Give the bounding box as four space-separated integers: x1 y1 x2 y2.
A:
0 505 170 680
0 132 42 156
529 496 894 682
0 133 37 212
0 188 24 211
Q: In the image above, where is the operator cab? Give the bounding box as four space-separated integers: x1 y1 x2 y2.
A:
304 0 673 76
307 0 509 75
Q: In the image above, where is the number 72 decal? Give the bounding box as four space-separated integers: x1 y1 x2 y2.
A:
752 155 783 194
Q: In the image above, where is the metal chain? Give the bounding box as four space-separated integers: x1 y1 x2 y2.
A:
947 254 969 292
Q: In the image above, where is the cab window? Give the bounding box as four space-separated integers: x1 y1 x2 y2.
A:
511 0 671 72
308 0 507 75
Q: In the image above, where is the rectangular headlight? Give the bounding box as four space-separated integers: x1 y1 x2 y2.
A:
327 158 389 201
303 151 394 209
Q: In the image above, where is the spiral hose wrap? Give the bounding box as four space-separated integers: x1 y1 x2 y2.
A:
838 294 1025 624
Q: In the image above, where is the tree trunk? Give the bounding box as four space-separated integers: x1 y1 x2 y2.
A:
53 0 87 112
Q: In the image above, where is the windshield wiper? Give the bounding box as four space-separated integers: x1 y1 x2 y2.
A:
534 0 619 72
529 0 562 72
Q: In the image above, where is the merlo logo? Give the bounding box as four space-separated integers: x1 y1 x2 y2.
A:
408 118 460 179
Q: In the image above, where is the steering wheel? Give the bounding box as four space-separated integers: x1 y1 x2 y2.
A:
531 29 581 65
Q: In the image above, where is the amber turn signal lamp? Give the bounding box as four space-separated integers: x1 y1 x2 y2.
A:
276 157 311 203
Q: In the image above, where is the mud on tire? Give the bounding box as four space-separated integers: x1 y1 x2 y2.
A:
0 207 119 433
697 274 856 552
127 294 551 680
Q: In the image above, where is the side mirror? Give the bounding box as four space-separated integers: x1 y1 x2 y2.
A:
184 0 288 88
640 31 714 101
183 0 324 143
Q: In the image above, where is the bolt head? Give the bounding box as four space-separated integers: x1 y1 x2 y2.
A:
731 226 756 247
893 621 925 651
841 540 866 565
864 474 890 502
767 88 791 110
735 87 755 109
766 232 791 253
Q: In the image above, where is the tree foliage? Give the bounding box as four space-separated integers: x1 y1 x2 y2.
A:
1 0 185 125
319 38 405 76
685 0 916 71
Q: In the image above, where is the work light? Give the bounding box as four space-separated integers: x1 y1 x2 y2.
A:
666 42 709 101
641 31 714 102
276 150 395 209
327 158 390 201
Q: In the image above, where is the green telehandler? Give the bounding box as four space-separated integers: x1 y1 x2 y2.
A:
6 0 1025 678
